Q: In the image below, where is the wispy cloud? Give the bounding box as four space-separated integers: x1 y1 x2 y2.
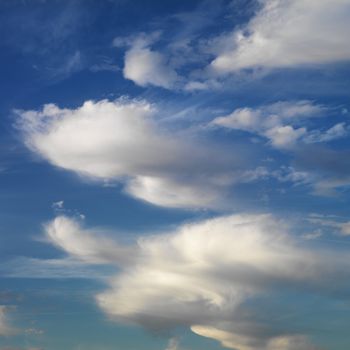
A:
1 256 114 280
211 101 347 149
294 146 350 196
308 214 350 236
0 306 17 337
164 337 181 350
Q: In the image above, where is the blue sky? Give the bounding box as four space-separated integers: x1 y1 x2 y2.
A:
1 0 350 349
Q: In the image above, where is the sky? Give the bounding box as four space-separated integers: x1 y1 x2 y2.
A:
0 0 350 349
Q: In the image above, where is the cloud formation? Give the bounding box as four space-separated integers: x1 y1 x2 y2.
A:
39 213 350 350
16 98 242 209
211 101 347 149
308 214 350 236
117 34 179 89
211 0 350 73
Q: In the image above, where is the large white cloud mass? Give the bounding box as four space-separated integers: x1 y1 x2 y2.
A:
210 0 350 73
16 99 241 209
42 214 350 350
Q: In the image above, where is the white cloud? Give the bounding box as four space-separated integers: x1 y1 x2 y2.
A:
308 215 350 236
265 125 306 148
312 177 350 196
212 100 322 128
124 47 178 89
223 101 322 128
38 214 349 350
16 98 242 209
238 166 269 183
183 81 210 91
237 165 313 187
211 0 350 73
302 230 323 241
52 200 64 210
272 166 312 185
110 1 350 89
192 327 319 350
212 107 260 132
45 216 136 265
16 99 347 204
183 80 220 92
17 99 158 179
122 35 179 89
125 176 221 209
211 101 327 149
305 123 349 143
321 123 348 141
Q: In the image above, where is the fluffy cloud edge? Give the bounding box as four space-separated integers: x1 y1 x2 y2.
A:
210 0 350 73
